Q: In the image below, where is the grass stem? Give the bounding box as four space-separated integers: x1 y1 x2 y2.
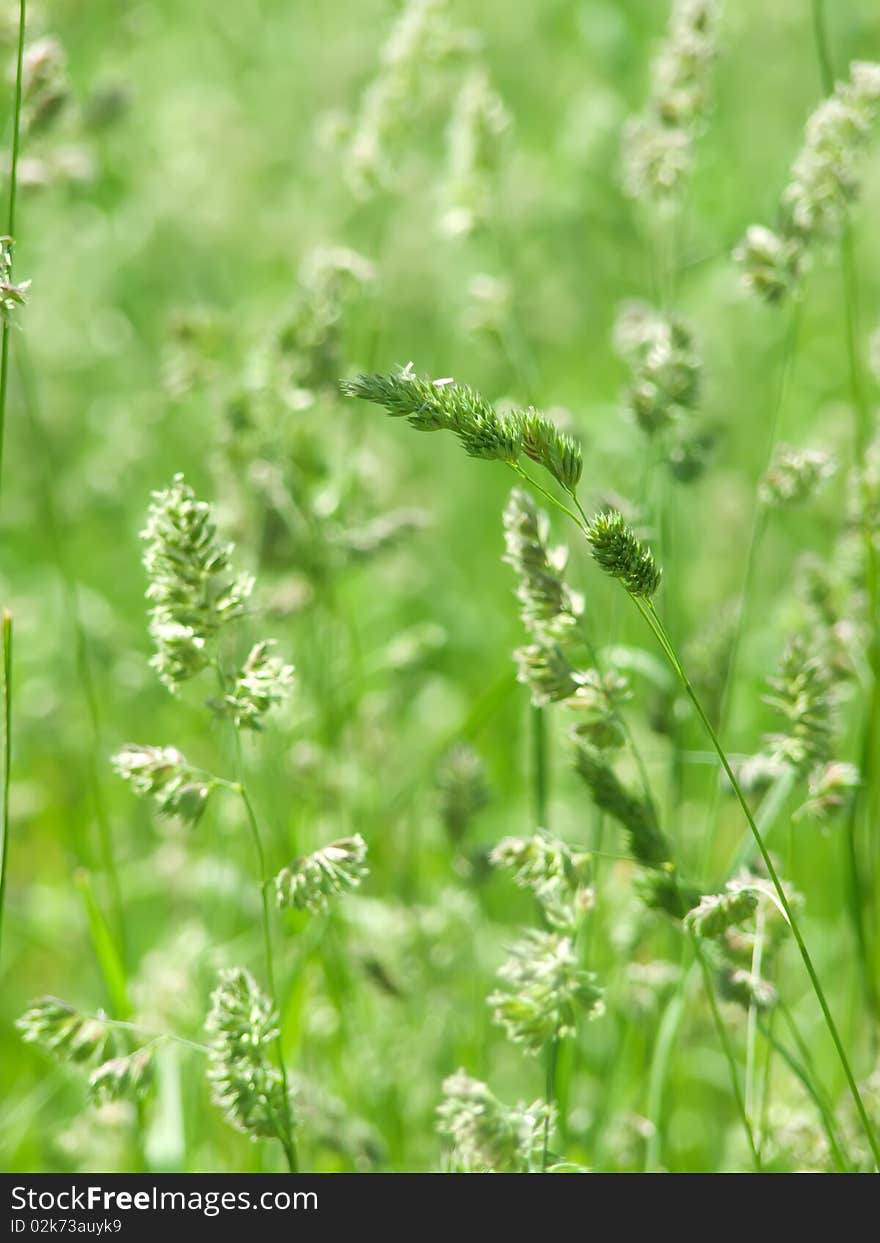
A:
0 0 26 505
0 612 12 964
633 595 880 1168
234 734 299 1174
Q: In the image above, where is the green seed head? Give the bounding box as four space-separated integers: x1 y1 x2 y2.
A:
586 510 662 598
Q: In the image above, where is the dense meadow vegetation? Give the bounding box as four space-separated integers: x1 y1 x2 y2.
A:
1 0 880 1174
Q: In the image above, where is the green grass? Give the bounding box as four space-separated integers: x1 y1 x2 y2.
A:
1 0 879 1173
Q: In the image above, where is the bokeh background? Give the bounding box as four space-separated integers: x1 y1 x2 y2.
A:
1 0 879 1172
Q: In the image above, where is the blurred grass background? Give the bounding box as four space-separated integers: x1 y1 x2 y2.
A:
1 0 879 1172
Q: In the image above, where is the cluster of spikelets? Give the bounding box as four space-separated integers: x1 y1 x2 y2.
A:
439 66 510 237
737 632 858 825
343 0 469 194
114 475 296 797
205 968 290 1143
12 31 101 192
339 0 511 237
487 930 603 1054
736 61 880 301
17 999 156 1105
343 364 668 609
437 1071 553 1173
21 476 376 1160
140 474 258 691
434 742 491 845
275 835 368 914
622 0 721 200
0 236 30 323
336 0 506 232
760 445 837 508
491 831 593 936
433 827 601 1165
613 301 712 482
111 744 214 825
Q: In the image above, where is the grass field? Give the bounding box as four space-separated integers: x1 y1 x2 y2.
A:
1 0 880 1174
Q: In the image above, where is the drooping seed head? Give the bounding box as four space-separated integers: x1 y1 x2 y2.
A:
683 884 760 939
88 1047 156 1105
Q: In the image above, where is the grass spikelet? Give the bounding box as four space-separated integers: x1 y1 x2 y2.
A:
111 744 213 825
573 740 670 867
502 488 582 637
212 640 295 730
341 366 521 462
490 831 592 932
517 409 584 492
88 1046 156 1105
142 474 253 689
17 998 111 1065
439 65 510 237
762 635 834 775
435 743 490 843
717 965 778 1012
275 835 368 914
614 301 701 438
564 668 630 751
514 641 579 707
760 445 837 507
736 60 880 300
622 0 721 200
585 510 662 598
437 1070 552 1172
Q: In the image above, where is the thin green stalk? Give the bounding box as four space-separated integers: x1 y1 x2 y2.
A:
810 0 834 94
745 905 766 1123
92 1015 209 1056
0 0 26 502
0 612 12 964
531 703 548 829
644 966 690 1171
234 734 298 1174
762 1005 852 1172
541 1036 559 1172
633 594 880 1168
691 934 761 1170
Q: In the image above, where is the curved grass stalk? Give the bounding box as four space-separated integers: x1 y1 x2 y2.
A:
745 905 766 1125
0 612 12 964
233 732 299 1174
691 934 761 1169
632 594 880 1168
0 0 26 504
